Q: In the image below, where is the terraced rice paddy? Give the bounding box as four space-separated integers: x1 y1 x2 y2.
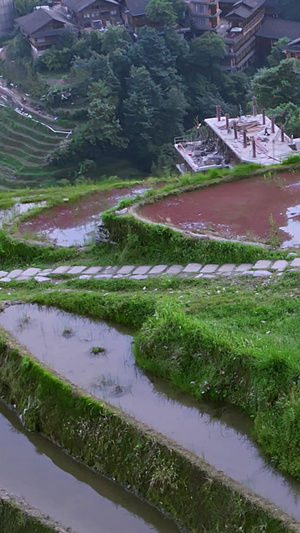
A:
139 171 300 248
0 106 68 188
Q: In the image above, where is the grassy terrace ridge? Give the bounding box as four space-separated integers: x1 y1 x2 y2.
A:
102 162 300 265
1 170 300 527
0 106 68 187
0 323 299 533
4 163 299 270
0 489 72 533
18 273 299 482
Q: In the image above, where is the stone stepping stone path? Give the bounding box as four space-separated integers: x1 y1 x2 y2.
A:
0 258 299 283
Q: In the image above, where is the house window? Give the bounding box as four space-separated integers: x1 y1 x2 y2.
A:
195 3 204 12
36 37 45 43
111 9 117 14
198 17 206 25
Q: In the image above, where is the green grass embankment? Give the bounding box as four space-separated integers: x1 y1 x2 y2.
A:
103 209 286 264
0 106 67 187
0 230 78 269
0 489 70 533
27 273 300 481
0 330 298 533
102 163 300 264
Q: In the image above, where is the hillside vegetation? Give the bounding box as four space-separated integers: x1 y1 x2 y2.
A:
0 106 69 188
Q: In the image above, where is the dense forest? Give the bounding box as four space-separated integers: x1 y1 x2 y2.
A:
0 0 300 176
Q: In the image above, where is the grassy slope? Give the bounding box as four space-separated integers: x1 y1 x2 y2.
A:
0 107 67 187
7 271 298 481
0 172 299 481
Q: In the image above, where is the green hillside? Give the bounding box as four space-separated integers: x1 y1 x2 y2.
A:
0 106 70 188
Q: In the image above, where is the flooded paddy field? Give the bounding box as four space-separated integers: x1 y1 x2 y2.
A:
0 201 46 227
139 172 300 248
0 399 179 533
2 303 300 522
18 185 153 247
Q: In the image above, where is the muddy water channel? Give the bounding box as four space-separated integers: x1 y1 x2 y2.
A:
18 185 151 247
139 172 300 248
2 304 300 522
0 399 179 533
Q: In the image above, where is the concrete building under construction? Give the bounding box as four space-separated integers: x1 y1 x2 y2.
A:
0 0 15 36
175 103 300 174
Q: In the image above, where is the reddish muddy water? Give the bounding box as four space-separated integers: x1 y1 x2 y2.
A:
18 185 151 247
139 172 300 248
2 303 300 523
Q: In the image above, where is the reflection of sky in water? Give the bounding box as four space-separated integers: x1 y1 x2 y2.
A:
0 202 46 227
0 404 175 533
36 188 148 247
280 204 300 248
3 303 300 521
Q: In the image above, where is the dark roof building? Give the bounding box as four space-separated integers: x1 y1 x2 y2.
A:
263 0 280 17
16 7 70 35
15 7 71 54
63 0 121 29
283 37 300 59
218 0 265 72
256 17 300 41
122 0 148 17
256 17 300 56
120 0 150 31
187 0 221 34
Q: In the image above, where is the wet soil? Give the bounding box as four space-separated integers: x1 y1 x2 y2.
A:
18 186 152 247
2 303 300 521
0 399 179 533
139 172 300 248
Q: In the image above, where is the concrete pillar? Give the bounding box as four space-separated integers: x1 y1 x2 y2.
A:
271 116 275 134
216 104 221 121
252 96 257 116
252 137 256 158
262 108 266 125
225 113 229 131
243 129 248 148
281 123 285 142
233 121 237 139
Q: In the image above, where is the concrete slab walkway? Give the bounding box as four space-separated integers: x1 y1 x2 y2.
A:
0 258 298 283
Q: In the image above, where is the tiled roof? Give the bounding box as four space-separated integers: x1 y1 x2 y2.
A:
123 0 149 16
256 17 300 40
64 0 119 13
226 0 264 19
15 8 69 35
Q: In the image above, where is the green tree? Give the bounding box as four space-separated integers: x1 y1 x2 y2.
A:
130 26 174 70
252 58 300 108
101 25 132 55
267 37 290 67
6 33 31 60
123 65 163 165
86 98 126 148
85 80 125 148
38 47 75 72
188 33 226 71
267 102 300 137
146 0 177 28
